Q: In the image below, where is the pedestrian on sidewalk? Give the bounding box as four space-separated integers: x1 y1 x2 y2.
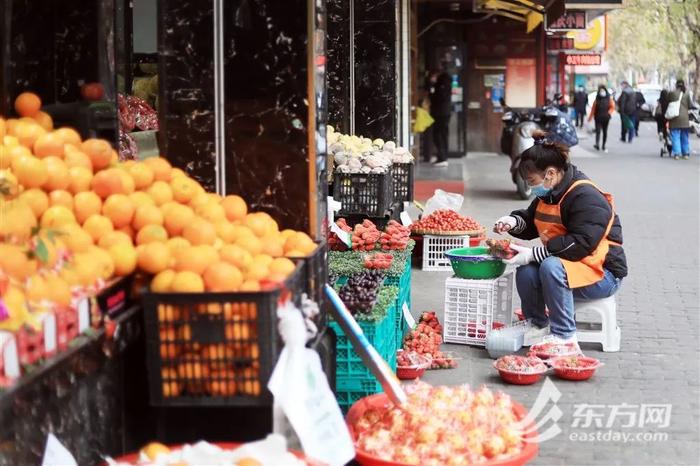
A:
429 66 452 167
655 89 670 141
493 132 627 348
616 81 636 143
588 85 614 153
667 80 693 160
573 86 588 128
633 89 645 137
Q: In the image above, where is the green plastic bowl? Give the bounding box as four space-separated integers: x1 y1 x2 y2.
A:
444 247 507 279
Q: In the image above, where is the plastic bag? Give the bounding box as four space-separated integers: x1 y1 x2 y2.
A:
413 107 434 133
424 189 464 216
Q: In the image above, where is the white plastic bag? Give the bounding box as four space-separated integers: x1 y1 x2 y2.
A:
268 303 355 466
424 189 464 216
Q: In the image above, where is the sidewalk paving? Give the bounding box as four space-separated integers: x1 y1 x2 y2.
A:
409 119 700 465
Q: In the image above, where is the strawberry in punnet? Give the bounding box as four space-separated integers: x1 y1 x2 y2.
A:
402 311 457 369
411 209 482 233
380 220 410 251
363 252 393 270
351 219 381 251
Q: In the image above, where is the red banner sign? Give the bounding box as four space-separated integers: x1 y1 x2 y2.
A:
549 10 587 30
565 54 602 66
548 37 575 50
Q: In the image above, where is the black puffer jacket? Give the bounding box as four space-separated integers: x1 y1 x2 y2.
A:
509 165 628 279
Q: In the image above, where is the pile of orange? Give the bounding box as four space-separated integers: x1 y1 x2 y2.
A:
0 92 318 333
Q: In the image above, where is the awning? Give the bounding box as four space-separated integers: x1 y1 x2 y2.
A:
473 0 566 33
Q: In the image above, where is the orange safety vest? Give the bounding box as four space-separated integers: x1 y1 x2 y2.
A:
534 180 619 289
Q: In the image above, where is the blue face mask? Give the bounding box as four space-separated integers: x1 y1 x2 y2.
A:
530 183 552 198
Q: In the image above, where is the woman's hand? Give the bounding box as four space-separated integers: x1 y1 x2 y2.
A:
493 216 517 234
503 244 534 266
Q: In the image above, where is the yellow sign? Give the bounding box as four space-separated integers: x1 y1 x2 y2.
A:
566 17 605 51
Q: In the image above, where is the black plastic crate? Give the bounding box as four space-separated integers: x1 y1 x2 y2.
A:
392 162 414 203
342 201 402 230
333 168 393 217
298 243 328 331
142 265 303 407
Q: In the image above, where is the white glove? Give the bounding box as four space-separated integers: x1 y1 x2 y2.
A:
503 244 534 266
493 216 517 234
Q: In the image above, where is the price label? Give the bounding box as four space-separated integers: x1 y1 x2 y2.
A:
78 299 90 332
402 302 416 329
43 313 57 354
41 433 78 466
400 211 413 226
329 222 352 248
0 332 20 378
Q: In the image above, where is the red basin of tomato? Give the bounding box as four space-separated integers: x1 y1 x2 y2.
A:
346 393 539 466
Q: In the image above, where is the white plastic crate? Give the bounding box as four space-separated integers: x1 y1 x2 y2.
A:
422 235 470 271
443 270 515 347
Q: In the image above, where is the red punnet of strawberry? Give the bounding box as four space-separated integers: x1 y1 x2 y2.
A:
485 238 517 259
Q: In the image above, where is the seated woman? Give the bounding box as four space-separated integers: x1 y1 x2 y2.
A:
493 131 627 347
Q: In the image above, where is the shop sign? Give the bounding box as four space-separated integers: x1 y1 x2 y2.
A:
548 37 575 50
548 10 587 31
505 58 537 108
567 16 606 51
565 54 602 66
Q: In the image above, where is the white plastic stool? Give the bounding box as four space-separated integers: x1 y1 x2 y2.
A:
575 296 621 352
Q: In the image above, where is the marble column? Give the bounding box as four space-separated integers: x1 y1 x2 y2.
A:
157 0 217 190
326 0 351 133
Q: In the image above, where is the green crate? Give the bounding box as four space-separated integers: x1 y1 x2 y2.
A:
335 348 398 412
385 260 412 347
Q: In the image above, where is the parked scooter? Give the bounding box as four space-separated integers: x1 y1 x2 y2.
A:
499 99 522 156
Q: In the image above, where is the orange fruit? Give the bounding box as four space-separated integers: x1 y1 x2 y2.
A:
253 254 274 268
203 262 243 292
132 204 164 231
170 167 188 179
13 122 45 148
163 203 195 236
14 92 42 117
116 169 135 194
284 231 316 255
261 235 285 257
48 190 73 209
137 242 171 274
97 230 133 249
239 280 261 292
73 192 102 224
219 244 253 271
40 205 76 228
182 218 217 245
214 221 238 243
18 188 49 217
82 214 114 241
170 176 199 204
151 269 176 292
102 194 135 228
147 181 173 206
166 237 190 252
269 257 296 277
196 202 226 223
86 246 114 279
243 213 270 237
91 168 124 199
33 132 64 158
129 191 154 207
6 144 32 164
245 262 269 281
25 274 49 303
143 157 172 181
67 166 93 194
117 224 135 239
171 271 205 292
220 195 248 222
54 127 82 147
128 162 154 190
136 224 169 245
108 243 138 276
41 156 70 191
81 139 112 171
0 244 36 281
59 224 93 253
12 155 48 189
63 150 92 171
172 246 215 275
45 274 72 307
189 192 215 211
235 234 263 255
33 111 53 131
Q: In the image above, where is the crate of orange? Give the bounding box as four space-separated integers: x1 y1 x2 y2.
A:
142 262 304 407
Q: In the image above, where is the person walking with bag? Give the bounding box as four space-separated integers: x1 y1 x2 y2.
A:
573 86 588 128
666 80 693 160
588 85 614 152
616 82 637 143
655 89 670 141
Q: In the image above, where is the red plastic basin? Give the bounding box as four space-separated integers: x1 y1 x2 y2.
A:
346 393 539 466
493 361 549 386
549 356 603 381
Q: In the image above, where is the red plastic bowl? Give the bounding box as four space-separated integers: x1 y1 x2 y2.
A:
549 356 603 381
396 365 427 380
107 442 323 465
470 235 485 247
346 393 539 466
528 342 581 359
493 361 548 385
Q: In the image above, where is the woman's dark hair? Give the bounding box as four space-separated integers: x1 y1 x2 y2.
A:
659 89 670 113
597 84 609 97
518 130 570 178
676 80 686 92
